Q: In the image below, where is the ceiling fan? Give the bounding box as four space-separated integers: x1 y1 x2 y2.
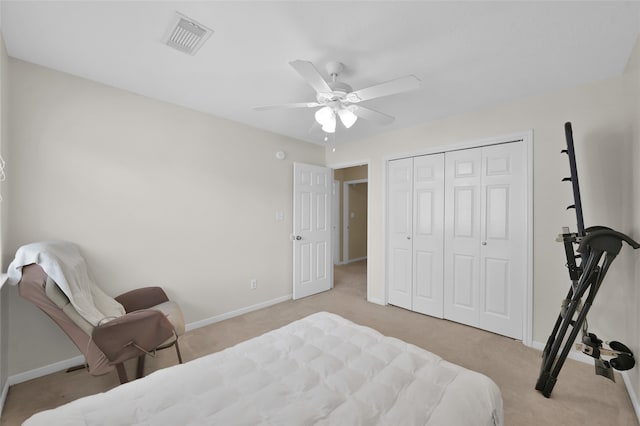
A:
253 60 421 134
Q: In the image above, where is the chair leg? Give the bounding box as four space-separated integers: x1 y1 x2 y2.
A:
175 339 183 364
136 355 146 379
116 363 128 384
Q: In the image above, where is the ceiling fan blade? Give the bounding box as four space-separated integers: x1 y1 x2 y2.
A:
289 60 332 94
350 105 395 125
347 75 421 103
252 102 321 111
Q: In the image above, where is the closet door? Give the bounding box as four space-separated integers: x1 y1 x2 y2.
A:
479 142 525 339
412 154 445 317
444 142 526 339
443 149 482 327
387 158 413 310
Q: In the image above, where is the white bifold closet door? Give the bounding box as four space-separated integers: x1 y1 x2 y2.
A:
387 141 525 340
444 142 525 339
387 154 445 317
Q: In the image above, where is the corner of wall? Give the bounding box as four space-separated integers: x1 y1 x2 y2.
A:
0 28 8 417
626 32 640 426
624 35 640 76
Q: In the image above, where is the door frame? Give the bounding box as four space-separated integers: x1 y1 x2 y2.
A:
326 160 371 302
332 179 341 265
382 130 533 345
343 178 368 264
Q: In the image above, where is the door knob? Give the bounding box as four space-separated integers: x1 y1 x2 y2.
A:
481 241 487 245
407 236 411 240
295 235 302 240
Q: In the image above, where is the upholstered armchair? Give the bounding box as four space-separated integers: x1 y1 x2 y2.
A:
9 242 185 383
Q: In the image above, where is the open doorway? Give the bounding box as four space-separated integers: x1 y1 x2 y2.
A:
343 180 367 263
332 164 368 299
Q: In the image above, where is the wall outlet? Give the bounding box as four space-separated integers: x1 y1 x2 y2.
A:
250 279 257 289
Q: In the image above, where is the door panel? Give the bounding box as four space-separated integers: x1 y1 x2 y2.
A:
392 247 411 294
415 251 434 297
444 148 481 327
412 154 444 317
416 190 433 234
293 163 332 299
300 243 312 283
316 192 327 231
387 158 413 310
393 191 411 233
454 187 475 237
486 185 509 239
479 142 525 339
316 241 328 279
484 257 509 316
450 254 477 327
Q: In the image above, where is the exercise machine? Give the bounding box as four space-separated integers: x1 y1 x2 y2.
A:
535 122 639 398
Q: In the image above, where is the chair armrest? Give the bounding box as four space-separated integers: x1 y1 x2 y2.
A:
115 287 169 313
92 309 175 364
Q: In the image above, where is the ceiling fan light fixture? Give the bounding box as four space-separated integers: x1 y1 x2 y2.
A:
338 108 358 129
315 106 333 125
321 113 337 133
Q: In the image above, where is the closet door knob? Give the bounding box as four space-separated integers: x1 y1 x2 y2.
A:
481 241 487 246
407 236 411 240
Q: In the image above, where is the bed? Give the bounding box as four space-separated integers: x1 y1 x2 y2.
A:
23 312 503 425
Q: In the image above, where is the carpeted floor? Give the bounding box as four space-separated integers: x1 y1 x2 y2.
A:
1 260 637 425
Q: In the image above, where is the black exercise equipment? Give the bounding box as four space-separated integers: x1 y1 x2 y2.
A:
535 122 640 398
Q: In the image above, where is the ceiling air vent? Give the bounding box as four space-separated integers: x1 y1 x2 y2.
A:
164 12 213 55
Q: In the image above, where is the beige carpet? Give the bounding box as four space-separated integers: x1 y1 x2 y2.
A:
2 260 638 425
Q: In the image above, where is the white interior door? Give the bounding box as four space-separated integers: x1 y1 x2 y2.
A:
478 142 525 339
444 148 482 327
293 162 332 299
387 158 413 310
412 154 445 317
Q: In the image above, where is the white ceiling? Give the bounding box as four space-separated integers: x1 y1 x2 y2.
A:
2 1 639 145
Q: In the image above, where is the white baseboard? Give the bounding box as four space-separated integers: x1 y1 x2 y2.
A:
0 379 8 418
622 371 640 424
7 355 85 387
367 297 385 306
185 294 292 332
2 354 85 417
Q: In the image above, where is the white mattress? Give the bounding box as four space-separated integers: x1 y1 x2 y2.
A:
24 312 503 426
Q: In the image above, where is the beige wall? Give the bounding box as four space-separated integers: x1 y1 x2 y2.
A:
347 182 367 260
627 36 640 415
326 39 639 351
333 165 367 262
0 31 7 398
6 59 324 375
336 165 368 182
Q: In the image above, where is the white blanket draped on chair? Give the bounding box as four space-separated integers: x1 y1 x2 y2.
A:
7 241 124 326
